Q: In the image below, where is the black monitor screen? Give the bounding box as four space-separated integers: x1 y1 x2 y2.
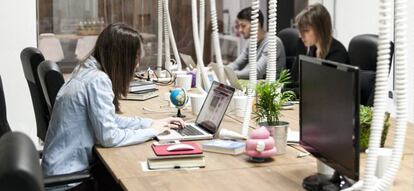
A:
299 56 360 180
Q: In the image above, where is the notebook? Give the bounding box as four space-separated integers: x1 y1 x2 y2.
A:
129 80 156 92
123 89 159 101
202 140 245 155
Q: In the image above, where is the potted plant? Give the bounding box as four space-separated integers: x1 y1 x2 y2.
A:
253 70 296 154
359 105 391 152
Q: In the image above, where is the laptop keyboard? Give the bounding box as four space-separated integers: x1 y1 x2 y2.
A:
177 125 204 136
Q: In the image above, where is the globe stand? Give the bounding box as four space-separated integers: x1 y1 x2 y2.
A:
174 108 186 118
169 88 188 119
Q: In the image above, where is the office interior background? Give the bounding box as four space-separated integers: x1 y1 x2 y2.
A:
0 0 413 145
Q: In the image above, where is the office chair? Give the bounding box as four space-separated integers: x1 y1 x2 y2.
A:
278 28 300 71
278 28 306 98
0 132 44 191
348 34 394 106
20 47 49 141
0 132 92 191
37 60 65 112
0 76 11 137
38 33 65 63
75 35 98 60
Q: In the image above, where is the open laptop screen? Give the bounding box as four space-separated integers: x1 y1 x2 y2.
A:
195 81 235 134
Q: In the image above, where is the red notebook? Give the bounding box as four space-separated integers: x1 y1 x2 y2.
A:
151 142 203 156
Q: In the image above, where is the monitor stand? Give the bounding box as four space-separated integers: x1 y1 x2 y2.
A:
302 171 354 191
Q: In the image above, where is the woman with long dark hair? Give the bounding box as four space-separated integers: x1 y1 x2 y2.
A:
42 23 185 190
287 4 349 97
296 3 348 62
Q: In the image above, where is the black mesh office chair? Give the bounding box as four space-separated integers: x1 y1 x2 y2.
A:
0 132 93 191
0 132 44 191
278 28 306 98
20 47 49 141
348 34 394 106
37 60 65 112
0 76 11 137
278 28 301 72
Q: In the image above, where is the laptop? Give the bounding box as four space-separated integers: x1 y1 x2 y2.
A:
156 81 235 142
180 53 197 70
223 65 243 90
209 63 243 90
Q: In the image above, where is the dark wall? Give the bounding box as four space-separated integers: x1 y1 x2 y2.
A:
268 0 308 33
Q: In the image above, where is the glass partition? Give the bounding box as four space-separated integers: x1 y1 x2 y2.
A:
37 0 304 73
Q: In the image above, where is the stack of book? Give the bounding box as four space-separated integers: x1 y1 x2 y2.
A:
201 140 245 155
124 80 158 101
147 142 205 170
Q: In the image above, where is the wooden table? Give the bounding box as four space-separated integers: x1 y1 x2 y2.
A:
95 86 413 191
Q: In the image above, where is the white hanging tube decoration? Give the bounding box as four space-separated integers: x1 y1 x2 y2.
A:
343 0 408 190
266 0 277 82
241 0 260 136
361 0 393 189
156 0 163 74
199 0 205 54
192 0 211 93
371 0 408 189
210 0 225 83
163 0 182 71
163 0 171 71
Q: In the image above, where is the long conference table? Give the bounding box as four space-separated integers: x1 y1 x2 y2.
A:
95 86 413 191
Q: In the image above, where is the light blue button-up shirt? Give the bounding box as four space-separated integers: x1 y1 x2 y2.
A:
42 56 156 179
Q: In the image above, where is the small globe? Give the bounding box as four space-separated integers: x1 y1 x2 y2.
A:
170 88 188 109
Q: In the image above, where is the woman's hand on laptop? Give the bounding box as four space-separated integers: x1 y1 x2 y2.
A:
151 117 186 134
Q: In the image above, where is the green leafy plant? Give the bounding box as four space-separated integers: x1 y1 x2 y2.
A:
359 105 391 152
253 70 296 125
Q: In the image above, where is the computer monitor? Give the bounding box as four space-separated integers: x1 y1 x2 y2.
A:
299 55 360 189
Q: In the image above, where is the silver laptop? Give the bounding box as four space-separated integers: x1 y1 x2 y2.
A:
210 63 243 90
223 65 243 90
180 53 197 70
156 81 235 142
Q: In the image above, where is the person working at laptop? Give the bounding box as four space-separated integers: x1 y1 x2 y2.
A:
41 23 185 190
226 7 286 80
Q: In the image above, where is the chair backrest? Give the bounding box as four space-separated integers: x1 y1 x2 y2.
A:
348 34 394 106
38 60 65 112
38 33 64 62
278 28 301 71
0 132 44 191
348 34 394 71
75 35 98 60
0 76 11 137
20 47 49 141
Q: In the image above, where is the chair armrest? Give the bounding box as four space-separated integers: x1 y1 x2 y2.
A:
43 170 91 187
38 150 43 158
